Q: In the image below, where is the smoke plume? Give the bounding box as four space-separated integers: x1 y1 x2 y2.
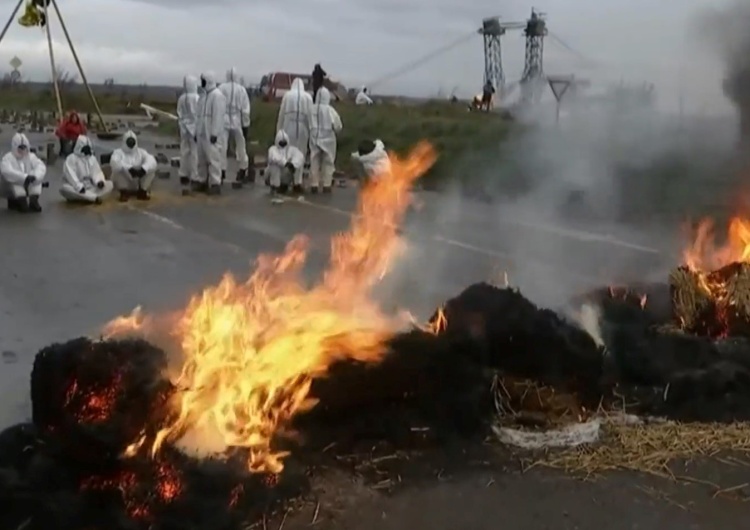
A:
698 2 750 141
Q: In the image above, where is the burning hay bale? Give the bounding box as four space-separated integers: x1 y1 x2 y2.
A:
670 263 750 337
31 337 174 464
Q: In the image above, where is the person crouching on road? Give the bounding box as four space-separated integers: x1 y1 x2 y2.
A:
194 70 226 195
351 139 391 184
55 110 86 157
309 87 342 194
0 133 46 212
267 130 304 196
60 135 113 204
110 130 158 202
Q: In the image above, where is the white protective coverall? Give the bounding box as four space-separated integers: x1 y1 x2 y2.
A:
267 130 305 189
276 78 313 156
110 130 158 193
196 70 227 187
355 86 373 105
60 135 114 203
219 67 251 175
0 133 46 202
351 139 391 181
309 87 342 189
176 75 199 182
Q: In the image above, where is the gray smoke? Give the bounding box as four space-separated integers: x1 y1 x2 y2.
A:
698 2 750 140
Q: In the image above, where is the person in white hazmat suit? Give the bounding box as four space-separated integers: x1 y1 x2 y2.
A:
176 75 199 186
0 132 46 212
266 130 305 197
219 67 251 187
309 87 342 193
351 139 391 183
60 135 113 204
276 78 312 193
194 70 226 195
110 130 158 202
355 86 373 105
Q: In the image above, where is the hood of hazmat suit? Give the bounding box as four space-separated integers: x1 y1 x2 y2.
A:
63 135 104 189
268 129 304 169
0 132 46 186
197 71 226 139
177 75 199 137
111 130 157 174
276 77 313 151
219 66 251 130
310 87 342 160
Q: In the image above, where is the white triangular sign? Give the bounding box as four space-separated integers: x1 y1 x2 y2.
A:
548 79 571 101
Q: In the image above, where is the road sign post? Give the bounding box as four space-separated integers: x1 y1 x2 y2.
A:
547 75 573 125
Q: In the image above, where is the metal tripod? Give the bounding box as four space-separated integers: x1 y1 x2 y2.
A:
0 0 107 130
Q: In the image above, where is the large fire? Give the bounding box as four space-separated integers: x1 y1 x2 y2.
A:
683 217 750 272
103 142 437 474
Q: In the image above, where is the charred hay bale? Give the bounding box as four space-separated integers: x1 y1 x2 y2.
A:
648 361 750 422
571 283 671 329
670 263 750 337
0 423 37 472
298 330 491 449
31 337 173 465
606 326 720 386
433 283 603 399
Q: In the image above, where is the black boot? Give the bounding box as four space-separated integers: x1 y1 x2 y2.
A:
221 170 226 182
278 183 289 194
322 186 332 194
136 189 151 201
191 181 207 193
28 195 41 212
207 184 221 196
179 176 190 185
119 190 129 202
15 197 28 212
292 184 303 194
236 168 247 182
310 186 319 194
7 198 16 211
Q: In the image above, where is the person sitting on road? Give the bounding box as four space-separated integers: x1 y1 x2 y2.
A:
351 139 390 183
0 132 46 212
55 110 86 157
60 135 113 204
110 130 158 202
267 130 304 196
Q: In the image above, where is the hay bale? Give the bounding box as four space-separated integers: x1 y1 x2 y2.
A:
30 338 173 465
670 263 750 337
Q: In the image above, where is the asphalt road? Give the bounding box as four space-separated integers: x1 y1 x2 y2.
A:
1 128 742 529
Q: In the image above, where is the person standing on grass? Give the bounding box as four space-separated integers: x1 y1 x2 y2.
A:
311 63 327 102
55 111 86 157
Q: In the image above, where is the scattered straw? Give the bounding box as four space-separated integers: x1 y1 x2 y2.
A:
530 419 750 482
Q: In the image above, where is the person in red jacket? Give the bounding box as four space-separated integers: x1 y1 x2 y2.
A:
55 111 87 156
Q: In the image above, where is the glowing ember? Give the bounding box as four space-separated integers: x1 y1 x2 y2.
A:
64 373 122 423
105 142 437 474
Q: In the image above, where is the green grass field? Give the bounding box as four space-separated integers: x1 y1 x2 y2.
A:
0 85 513 187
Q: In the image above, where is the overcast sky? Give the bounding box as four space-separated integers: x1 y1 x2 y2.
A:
0 0 737 114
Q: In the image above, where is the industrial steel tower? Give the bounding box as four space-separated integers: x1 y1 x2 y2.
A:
479 17 525 94
520 9 547 104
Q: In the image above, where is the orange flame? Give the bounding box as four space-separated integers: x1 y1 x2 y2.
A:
683 217 750 271
105 142 437 474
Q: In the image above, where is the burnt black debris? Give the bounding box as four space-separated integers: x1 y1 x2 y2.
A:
5 281 750 528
